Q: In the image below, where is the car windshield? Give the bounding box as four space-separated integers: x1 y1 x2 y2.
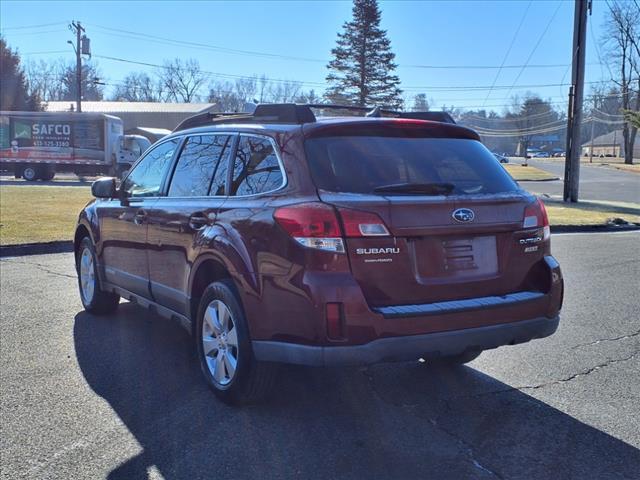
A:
305 136 519 195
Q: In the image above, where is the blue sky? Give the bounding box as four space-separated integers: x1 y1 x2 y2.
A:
0 0 613 112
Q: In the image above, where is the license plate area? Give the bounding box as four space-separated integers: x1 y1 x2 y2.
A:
411 235 498 280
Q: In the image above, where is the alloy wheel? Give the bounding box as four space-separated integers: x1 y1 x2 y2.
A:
79 247 95 305
202 299 239 386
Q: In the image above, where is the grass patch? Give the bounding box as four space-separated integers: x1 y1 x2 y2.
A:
543 197 640 226
503 164 558 181
1 185 638 246
606 163 640 174
0 186 91 245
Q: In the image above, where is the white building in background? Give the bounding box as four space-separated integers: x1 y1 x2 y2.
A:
43 101 216 134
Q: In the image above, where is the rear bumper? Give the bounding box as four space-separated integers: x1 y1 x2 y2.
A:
253 314 560 367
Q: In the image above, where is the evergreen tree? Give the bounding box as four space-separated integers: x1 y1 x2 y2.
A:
325 0 403 108
60 63 104 102
0 38 40 111
412 93 429 111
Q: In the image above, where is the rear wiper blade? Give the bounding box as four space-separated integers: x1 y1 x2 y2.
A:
373 182 455 195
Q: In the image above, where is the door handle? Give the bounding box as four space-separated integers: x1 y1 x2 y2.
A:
188 212 209 230
133 209 147 225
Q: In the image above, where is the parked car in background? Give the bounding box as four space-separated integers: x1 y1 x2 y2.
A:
493 153 509 163
533 152 550 158
553 152 565 157
75 104 563 404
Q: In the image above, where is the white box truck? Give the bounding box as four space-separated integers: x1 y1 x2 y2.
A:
0 111 150 181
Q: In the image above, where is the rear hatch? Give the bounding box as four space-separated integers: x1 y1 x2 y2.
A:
304 121 544 307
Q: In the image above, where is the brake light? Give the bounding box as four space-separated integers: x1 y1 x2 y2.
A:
338 208 390 237
274 203 345 252
523 198 550 241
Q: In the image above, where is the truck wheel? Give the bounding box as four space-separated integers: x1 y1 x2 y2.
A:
196 280 277 405
41 168 55 181
22 166 39 181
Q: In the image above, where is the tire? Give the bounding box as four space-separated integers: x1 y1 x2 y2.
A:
76 237 120 314
196 280 277 405
430 349 482 366
22 166 39 181
41 168 55 181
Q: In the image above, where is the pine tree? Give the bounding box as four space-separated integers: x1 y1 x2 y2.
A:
325 0 403 109
0 38 40 111
412 93 429 112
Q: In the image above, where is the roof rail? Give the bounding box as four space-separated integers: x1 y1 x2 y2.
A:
306 103 455 123
173 103 455 131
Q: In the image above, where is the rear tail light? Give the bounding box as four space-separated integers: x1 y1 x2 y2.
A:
274 203 345 253
274 203 391 252
523 198 550 241
338 208 390 237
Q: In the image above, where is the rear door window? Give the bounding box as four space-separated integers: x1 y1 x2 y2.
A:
304 136 518 195
229 135 284 196
168 135 231 197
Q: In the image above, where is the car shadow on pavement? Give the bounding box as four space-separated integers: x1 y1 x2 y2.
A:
74 304 640 480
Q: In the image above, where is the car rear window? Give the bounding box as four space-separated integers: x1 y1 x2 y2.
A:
304 136 519 195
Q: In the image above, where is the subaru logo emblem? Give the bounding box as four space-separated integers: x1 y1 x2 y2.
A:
452 208 475 223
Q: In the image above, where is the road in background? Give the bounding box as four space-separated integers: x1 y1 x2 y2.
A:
1 232 639 479
0 174 95 188
518 159 639 203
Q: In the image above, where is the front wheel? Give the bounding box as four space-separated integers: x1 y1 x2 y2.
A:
196 280 277 405
76 237 120 314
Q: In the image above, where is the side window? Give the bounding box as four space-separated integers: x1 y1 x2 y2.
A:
168 135 231 197
230 136 283 196
123 139 178 197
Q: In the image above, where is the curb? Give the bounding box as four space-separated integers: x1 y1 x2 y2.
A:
0 240 74 258
518 177 560 182
2 224 639 258
551 224 640 233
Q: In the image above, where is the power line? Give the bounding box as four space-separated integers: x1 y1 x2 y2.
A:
86 21 605 71
505 1 564 99
88 24 327 64
482 0 532 107
95 53 610 93
0 22 66 31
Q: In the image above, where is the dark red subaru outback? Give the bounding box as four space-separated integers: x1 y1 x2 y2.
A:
75 104 563 404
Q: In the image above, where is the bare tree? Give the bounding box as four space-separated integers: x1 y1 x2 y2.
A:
603 0 640 164
234 76 258 104
268 79 302 103
207 81 242 111
111 72 162 102
59 61 104 102
158 58 206 103
24 58 66 101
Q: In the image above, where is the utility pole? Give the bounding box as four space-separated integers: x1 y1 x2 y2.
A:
589 116 594 163
563 0 590 202
68 21 85 113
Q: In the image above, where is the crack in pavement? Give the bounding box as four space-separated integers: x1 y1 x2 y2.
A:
0 258 77 280
572 330 640 349
448 350 640 401
361 367 505 479
361 349 639 478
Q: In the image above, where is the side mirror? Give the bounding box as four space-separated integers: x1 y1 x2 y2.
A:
91 177 117 198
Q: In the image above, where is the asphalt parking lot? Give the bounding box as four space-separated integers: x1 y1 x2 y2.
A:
520 160 640 204
1 232 639 480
